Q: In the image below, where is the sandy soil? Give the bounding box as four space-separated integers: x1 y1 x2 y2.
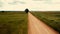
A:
28 12 59 34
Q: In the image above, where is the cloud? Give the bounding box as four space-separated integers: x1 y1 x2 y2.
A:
8 1 26 5
33 0 43 1
0 1 4 7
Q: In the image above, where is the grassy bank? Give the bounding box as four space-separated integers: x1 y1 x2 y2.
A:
31 11 60 32
0 11 28 34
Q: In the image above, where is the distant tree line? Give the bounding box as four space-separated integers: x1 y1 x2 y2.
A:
0 8 29 13
1 11 4 13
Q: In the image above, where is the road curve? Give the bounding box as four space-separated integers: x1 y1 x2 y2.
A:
28 12 59 34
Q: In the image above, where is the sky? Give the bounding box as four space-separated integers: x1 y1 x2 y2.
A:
0 0 60 11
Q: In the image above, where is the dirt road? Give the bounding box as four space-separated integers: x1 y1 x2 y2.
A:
28 12 59 34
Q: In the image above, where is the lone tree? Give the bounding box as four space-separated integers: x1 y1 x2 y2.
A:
25 8 29 13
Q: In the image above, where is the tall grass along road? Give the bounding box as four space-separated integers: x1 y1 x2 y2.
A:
0 11 28 34
28 12 59 34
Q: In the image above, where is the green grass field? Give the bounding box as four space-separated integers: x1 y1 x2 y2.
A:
31 11 60 32
0 11 28 34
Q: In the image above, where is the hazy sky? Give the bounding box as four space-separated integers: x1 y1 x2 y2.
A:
0 0 60 11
